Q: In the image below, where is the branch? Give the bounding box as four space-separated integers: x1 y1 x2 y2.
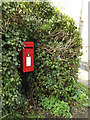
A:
1 113 10 119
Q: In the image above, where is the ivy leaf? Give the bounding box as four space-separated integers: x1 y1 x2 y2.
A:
64 64 67 67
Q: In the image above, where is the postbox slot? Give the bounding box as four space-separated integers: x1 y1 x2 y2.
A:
25 47 33 49
23 53 33 55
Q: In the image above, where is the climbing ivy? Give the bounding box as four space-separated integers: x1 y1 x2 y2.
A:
2 1 82 118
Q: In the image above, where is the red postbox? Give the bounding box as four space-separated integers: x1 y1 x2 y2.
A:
20 42 34 72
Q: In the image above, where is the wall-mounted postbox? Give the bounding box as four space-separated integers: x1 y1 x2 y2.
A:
20 42 34 72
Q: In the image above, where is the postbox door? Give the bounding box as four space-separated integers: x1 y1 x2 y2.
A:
23 48 34 72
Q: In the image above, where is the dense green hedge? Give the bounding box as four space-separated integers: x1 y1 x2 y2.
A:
2 1 82 117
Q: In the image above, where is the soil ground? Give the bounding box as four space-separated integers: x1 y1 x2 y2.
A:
71 106 88 118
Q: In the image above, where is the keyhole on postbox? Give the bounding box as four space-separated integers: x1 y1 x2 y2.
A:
26 54 31 67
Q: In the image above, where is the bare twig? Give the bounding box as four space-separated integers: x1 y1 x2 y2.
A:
1 113 10 119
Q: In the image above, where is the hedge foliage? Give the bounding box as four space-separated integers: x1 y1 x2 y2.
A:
2 1 82 116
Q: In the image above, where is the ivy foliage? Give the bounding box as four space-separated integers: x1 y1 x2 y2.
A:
2 1 82 118
39 95 72 118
